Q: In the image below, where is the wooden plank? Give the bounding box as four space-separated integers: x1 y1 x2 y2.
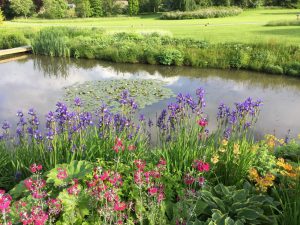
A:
0 46 32 57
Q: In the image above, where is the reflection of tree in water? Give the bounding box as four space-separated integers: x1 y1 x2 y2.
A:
31 55 300 91
33 56 72 78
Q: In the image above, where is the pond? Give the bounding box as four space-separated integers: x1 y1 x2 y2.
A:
0 55 300 139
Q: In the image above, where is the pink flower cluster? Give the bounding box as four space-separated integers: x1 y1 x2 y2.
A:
113 137 137 153
0 190 12 214
134 158 166 203
86 167 127 223
184 160 210 187
197 118 208 127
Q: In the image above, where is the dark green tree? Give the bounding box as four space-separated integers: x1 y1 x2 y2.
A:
9 0 34 18
89 0 103 17
75 0 92 17
43 0 68 18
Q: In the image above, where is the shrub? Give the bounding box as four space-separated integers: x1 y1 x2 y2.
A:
157 48 184 65
285 62 300 76
160 7 243 20
89 0 103 17
42 0 68 19
0 9 4 24
265 65 284 75
0 32 28 49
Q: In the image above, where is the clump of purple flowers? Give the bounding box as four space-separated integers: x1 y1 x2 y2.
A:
217 97 263 139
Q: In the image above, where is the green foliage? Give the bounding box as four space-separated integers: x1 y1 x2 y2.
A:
0 32 28 49
9 0 34 18
275 141 300 162
0 9 4 23
42 0 68 19
171 183 279 224
157 48 184 65
182 0 197 11
89 0 103 17
128 0 139 16
32 27 70 57
75 0 92 18
266 20 300 26
160 7 243 20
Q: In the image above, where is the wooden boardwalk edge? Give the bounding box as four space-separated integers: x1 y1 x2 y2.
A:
0 46 32 57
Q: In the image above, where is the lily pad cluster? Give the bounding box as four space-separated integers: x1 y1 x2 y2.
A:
63 79 175 112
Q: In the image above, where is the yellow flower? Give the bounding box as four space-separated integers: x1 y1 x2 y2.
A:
211 154 219 164
219 148 226 153
249 168 259 181
251 144 259 152
298 134 300 139
278 139 285 145
233 143 240 155
221 139 228 146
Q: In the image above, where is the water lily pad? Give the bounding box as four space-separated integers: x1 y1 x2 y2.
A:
63 79 175 112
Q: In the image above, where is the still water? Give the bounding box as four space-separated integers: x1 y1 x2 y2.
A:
0 55 300 138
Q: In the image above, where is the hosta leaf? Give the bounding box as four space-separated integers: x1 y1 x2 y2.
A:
236 208 262 221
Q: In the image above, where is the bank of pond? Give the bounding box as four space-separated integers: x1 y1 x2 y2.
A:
0 27 300 77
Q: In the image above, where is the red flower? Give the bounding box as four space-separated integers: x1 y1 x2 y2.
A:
134 159 146 171
193 160 210 172
197 118 208 127
30 164 43 173
67 184 80 195
114 201 126 211
198 177 205 186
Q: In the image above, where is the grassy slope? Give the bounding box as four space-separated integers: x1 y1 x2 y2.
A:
1 8 300 43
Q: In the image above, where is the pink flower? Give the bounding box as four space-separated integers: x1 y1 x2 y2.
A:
47 199 62 216
57 168 68 180
198 177 205 186
113 137 125 153
30 164 43 173
134 159 146 171
197 118 208 127
100 171 110 181
134 171 144 185
184 174 195 185
0 189 12 213
128 145 136 151
67 184 80 195
148 187 158 196
157 192 165 203
193 160 210 172
114 201 126 211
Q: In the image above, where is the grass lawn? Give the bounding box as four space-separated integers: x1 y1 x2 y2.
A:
1 8 300 44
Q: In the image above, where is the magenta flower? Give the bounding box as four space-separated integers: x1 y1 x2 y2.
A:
57 168 68 180
114 201 126 211
197 118 208 127
30 164 43 173
0 190 12 213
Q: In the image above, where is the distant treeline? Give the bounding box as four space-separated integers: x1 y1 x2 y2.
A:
0 0 299 19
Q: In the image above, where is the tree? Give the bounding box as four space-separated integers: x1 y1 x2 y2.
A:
0 9 4 23
75 0 92 17
9 0 34 18
42 0 68 18
90 0 103 17
128 0 139 16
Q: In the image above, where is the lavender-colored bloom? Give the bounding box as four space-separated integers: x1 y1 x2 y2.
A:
2 121 11 130
284 129 291 144
139 114 145 122
74 97 82 107
28 108 36 116
176 93 186 104
16 127 24 137
148 119 153 128
224 128 231 140
27 127 34 136
16 110 24 117
18 117 27 126
196 87 206 107
34 130 43 141
46 130 55 140
157 109 167 130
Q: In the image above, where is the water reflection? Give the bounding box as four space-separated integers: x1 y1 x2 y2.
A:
0 55 300 138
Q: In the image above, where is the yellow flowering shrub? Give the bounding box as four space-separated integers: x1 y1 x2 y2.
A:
249 168 275 192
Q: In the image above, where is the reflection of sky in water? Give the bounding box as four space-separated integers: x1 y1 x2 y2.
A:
0 55 300 138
